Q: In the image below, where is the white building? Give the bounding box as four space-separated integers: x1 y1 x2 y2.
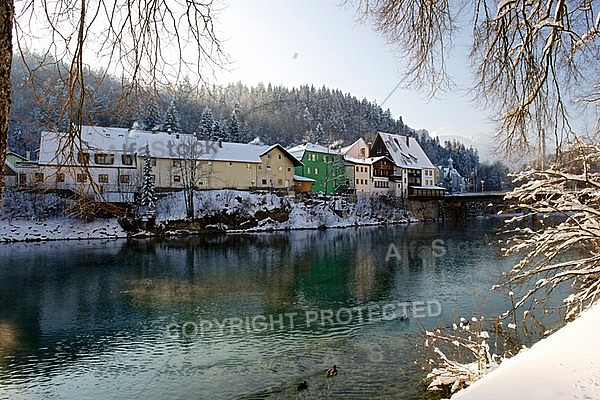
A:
369 132 444 198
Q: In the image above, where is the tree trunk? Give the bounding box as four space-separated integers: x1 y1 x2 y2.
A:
0 0 13 210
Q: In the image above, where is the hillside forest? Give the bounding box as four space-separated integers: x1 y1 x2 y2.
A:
8 51 509 190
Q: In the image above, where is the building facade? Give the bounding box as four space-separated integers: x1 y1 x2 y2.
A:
288 143 345 195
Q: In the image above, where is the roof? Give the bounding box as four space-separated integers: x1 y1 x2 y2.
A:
363 156 393 165
3 162 17 176
411 185 446 190
287 143 341 161
375 132 435 169
344 155 371 165
293 175 316 182
38 126 301 166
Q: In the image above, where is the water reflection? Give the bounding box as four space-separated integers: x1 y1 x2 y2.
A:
0 222 518 399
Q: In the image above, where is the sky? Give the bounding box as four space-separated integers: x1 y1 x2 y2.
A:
214 0 496 158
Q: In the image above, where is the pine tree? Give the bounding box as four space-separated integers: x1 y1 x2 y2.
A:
212 119 222 141
199 107 215 140
164 99 182 133
227 109 240 142
139 145 157 217
145 99 162 131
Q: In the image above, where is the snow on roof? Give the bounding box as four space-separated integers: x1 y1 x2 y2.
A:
38 126 299 165
344 155 371 165
287 143 341 161
363 156 393 165
376 132 435 169
293 175 316 182
410 185 446 190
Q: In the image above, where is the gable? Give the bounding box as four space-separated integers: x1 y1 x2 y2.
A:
373 132 435 169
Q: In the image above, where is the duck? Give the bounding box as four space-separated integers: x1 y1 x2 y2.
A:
326 365 338 377
297 380 308 391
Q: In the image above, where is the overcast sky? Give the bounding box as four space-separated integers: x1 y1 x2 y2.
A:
215 0 495 153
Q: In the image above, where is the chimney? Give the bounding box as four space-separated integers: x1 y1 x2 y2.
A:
406 135 409 147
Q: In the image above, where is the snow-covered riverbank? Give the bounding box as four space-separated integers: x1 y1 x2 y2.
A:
1 190 414 242
450 304 600 400
0 217 128 242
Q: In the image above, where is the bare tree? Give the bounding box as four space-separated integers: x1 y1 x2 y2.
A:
499 140 600 322
352 0 600 160
173 134 217 218
0 0 224 209
0 2 12 208
353 1 600 393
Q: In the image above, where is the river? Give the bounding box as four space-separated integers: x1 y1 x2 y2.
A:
0 221 532 399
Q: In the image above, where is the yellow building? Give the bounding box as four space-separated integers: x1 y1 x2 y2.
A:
194 143 301 190
37 126 302 200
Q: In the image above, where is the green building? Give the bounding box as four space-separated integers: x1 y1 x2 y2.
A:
288 143 345 195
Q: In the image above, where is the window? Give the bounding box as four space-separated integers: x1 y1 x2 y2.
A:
278 166 282 171
266 165 272 170
149 158 157 166
267 154 271 159
287 167 292 172
119 175 130 184
77 152 90 164
174 175 181 183
76 173 87 182
277 179 283 185
314 168 319 175
33 173 44 183
307 167 311 174
261 179 267 185
258 165 262 170
246 164 252 170
98 174 109 183
150 175 155 182
94 153 114 165
56 173 65 183
121 154 134 165
173 159 182 167
356 179 359 184
278 154 282 159
228 162 233 167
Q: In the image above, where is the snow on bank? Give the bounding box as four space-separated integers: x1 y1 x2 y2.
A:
0 218 128 242
450 304 600 400
1 190 411 241
155 190 412 232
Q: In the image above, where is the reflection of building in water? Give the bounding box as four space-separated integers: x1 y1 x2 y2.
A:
353 249 377 302
0 321 21 359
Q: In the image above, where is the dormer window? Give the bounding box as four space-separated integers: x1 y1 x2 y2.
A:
94 153 115 165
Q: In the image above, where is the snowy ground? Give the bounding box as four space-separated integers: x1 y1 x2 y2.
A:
152 189 413 233
0 217 128 242
450 304 600 400
1 190 412 242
